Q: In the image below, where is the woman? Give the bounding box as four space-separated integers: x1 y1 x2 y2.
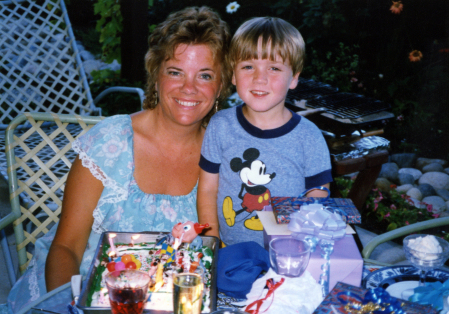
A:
3 7 231 313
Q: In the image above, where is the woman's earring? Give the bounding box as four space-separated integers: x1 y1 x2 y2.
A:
154 92 158 106
215 100 219 113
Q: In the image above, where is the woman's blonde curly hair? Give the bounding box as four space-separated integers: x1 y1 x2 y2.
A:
143 7 232 125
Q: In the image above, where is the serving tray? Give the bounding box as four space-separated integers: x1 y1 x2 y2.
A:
77 231 219 314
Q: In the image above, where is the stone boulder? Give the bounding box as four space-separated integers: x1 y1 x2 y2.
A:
436 189 449 201
422 163 444 173
396 184 413 193
390 153 417 168
415 158 448 170
406 188 423 201
398 168 422 182
379 162 399 183
398 173 415 185
422 196 447 213
418 172 449 190
444 168 449 175
375 178 393 193
418 183 437 198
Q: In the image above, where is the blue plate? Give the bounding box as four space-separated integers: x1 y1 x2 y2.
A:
363 265 449 290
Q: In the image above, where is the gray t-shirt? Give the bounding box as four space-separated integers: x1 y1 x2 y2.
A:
200 105 332 246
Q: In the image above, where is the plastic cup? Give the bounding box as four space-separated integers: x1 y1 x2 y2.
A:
105 269 151 314
269 237 311 277
173 269 204 314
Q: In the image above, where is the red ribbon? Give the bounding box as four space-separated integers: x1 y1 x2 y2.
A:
245 278 285 314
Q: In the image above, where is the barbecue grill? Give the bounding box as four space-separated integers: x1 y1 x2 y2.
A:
286 78 394 137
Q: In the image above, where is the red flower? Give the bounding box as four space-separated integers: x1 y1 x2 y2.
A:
432 213 440 218
396 115 404 121
405 221 409 225
409 50 423 62
390 184 397 189
390 204 397 210
384 212 391 218
390 1 403 14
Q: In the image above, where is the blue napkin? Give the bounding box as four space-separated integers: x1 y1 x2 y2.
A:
217 241 270 299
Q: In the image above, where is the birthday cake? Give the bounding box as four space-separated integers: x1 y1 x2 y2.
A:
86 225 215 312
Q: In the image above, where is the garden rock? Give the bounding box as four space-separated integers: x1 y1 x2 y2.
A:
379 162 399 183
444 168 449 175
408 197 426 209
436 189 449 201
440 211 449 218
422 196 447 213
396 184 413 193
418 184 436 198
375 178 392 192
415 158 448 170
398 168 422 182
418 172 449 190
390 153 417 168
422 163 444 173
398 173 415 185
406 188 422 201
82 59 102 79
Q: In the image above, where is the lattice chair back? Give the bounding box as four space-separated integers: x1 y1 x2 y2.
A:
2 112 103 275
0 0 101 129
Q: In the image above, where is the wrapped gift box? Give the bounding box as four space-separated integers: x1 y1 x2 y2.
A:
258 212 363 291
313 282 438 314
271 197 361 224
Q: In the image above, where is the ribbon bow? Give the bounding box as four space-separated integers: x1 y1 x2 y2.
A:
288 204 346 240
245 278 285 314
409 279 449 311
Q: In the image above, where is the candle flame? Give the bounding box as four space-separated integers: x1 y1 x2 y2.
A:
186 300 193 310
153 281 163 292
101 288 108 293
108 251 116 257
130 283 136 289
181 296 187 304
132 235 140 240
109 233 117 238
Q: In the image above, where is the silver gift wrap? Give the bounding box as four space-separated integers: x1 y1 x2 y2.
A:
77 231 219 314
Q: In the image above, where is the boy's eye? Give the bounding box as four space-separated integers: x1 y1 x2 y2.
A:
242 65 253 70
270 67 281 71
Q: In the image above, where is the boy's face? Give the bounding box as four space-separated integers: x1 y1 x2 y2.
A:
232 41 299 115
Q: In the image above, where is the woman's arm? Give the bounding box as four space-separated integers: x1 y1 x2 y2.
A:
306 183 330 197
45 156 104 291
197 170 219 238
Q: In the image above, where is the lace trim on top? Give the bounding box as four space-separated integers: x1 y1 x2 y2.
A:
73 139 128 234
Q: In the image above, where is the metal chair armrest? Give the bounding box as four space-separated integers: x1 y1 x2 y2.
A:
362 217 449 259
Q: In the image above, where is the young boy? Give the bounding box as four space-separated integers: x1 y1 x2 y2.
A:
197 17 332 247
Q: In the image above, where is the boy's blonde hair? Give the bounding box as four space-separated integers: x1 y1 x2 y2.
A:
229 17 305 75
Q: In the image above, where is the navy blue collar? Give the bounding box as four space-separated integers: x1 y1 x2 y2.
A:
236 104 301 139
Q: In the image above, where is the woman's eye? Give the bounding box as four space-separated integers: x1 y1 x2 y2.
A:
168 71 181 76
200 73 212 80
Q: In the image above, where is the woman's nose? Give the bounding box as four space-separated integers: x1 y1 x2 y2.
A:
180 76 198 94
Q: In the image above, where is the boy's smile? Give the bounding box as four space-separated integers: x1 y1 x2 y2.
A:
232 41 299 129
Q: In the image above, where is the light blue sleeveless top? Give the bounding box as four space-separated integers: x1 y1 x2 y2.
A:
3 115 198 313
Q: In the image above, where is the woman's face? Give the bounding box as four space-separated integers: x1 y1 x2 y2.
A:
156 44 222 127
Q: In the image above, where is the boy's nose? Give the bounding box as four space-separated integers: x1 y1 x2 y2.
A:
253 68 268 84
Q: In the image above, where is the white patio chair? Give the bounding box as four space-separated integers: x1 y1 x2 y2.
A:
0 0 145 286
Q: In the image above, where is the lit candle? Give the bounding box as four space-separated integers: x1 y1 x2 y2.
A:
156 263 164 287
131 234 140 246
108 233 117 252
108 251 116 262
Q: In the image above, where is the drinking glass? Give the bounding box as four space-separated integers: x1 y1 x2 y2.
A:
403 234 449 287
173 269 204 314
269 237 311 277
105 269 151 314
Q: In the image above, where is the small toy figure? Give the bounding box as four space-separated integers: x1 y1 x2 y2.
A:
172 221 209 251
157 221 209 251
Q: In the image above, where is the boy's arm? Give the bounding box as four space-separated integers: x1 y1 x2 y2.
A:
197 169 219 238
306 183 330 197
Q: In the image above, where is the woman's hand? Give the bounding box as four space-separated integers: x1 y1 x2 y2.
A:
45 156 104 291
